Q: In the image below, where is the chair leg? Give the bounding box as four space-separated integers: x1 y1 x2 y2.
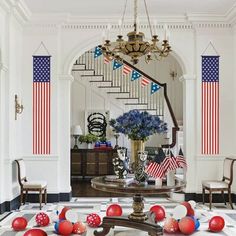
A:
20 189 24 207
209 190 212 210
202 187 205 205
228 188 234 209
39 189 42 210
221 190 226 205
24 190 28 204
44 188 47 205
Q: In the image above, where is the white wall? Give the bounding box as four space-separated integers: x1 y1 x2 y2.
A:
1 1 236 207
0 0 24 204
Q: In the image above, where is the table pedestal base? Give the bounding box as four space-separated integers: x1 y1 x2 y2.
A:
94 194 163 236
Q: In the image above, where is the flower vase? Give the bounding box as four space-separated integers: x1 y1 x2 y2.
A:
155 178 162 187
87 143 93 149
130 140 145 166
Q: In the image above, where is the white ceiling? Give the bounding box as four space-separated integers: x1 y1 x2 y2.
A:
24 0 236 17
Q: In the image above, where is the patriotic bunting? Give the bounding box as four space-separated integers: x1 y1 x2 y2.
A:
33 56 51 155
151 82 160 94
201 55 219 154
141 77 150 87
94 46 102 58
123 64 132 75
113 60 123 70
131 70 142 81
104 57 111 64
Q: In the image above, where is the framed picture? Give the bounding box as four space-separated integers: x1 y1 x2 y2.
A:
85 110 110 137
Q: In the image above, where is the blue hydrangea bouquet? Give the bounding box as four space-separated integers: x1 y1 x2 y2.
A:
109 109 167 141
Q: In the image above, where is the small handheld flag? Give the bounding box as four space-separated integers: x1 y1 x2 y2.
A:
94 46 102 58
104 57 111 64
131 70 142 81
176 148 187 169
151 82 160 94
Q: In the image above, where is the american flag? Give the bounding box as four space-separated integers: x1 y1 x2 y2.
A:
201 56 219 154
33 56 51 154
145 162 164 178
161 150 178 173
123 64 132 75
176 148 187 169
141 77 150 87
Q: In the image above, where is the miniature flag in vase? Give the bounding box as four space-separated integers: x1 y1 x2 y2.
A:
176 148 187 169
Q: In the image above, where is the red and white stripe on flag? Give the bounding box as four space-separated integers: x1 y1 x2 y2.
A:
123 64 132 75
145 162 164 178
176 155 187 169
201 56 219 154
33 56 51 155
141 77 150 87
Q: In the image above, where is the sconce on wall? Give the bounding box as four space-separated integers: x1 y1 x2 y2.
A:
15 94 24 120
170 70 177 80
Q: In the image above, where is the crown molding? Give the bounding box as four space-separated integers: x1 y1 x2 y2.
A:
0 0 31 24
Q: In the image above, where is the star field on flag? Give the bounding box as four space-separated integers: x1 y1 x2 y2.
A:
151 82 160 94
131 70 142 81
113 60 123 70
94 46 102 58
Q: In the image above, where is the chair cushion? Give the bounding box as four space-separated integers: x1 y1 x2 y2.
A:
202 180 228 189
23 181 47 189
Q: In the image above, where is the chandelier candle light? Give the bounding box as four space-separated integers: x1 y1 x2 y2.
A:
100 0 171 64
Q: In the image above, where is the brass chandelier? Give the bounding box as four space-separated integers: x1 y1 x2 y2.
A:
99 0 171 64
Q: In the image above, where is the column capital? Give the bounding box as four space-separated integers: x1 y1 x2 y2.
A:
58 74 74 82
179 74 196 82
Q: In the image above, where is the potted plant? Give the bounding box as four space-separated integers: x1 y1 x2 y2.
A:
79 134 98 149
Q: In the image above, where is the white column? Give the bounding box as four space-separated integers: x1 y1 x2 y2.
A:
58 74 74 194
179 74 196 193
0 63 8 204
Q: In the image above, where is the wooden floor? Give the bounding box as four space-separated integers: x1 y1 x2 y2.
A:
71 178 126 197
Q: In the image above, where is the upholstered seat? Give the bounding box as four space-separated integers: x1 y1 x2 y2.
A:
22 181 47 189
15 159 47 210
202 181 228 189
202 157 236 210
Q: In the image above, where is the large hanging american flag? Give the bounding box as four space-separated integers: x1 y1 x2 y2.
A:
201 56 219 155
33 56 51 154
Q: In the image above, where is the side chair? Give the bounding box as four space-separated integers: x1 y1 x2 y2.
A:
15 159 47 210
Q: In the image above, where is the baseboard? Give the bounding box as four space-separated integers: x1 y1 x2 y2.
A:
185 193 236 203
0 192 71 214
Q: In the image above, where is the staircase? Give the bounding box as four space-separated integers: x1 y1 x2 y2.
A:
72 49 179 147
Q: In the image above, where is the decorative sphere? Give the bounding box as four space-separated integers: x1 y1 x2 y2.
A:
179 217 195 235
23 229 47 236
12 217 28 231
181 201 193 216
150 205 165 222
163 217 179 233
35 212 50 227
86 213 101 227
58 220 73 235
73 221 87 234
59 207 70 220
54 220 61 233
194 218 200 230
106 204 123 217
209 216 225 232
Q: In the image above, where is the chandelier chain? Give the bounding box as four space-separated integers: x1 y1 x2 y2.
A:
121 0 128 30
134 0 138 32
144 0 153 36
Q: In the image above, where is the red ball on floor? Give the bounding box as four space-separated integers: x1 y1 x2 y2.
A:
150 205 166 222
23 229 47 236
178 216 195 235
12 217 28 231
209 216 225 232
106 204 123 217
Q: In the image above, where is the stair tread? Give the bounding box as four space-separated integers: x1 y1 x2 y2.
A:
90 80 112 83
81 74 103 77
99 86 120 88
116 97 139 100
125 103 148 105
